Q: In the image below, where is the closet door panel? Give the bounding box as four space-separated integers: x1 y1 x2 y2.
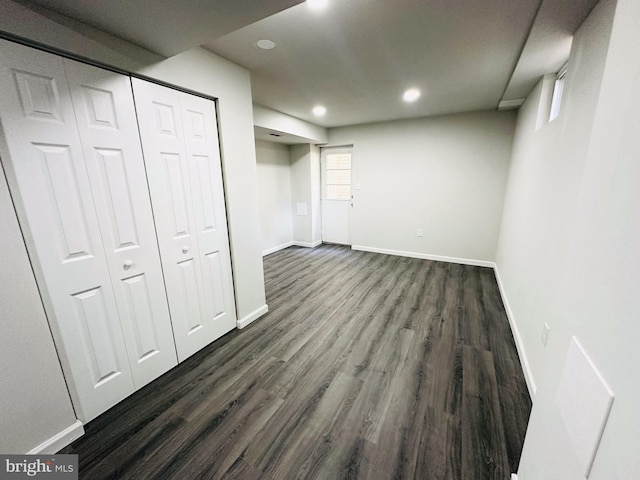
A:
180 93 237 335
132 78 236 361
0 40 134 421
64 59 178 387
131 78 209 361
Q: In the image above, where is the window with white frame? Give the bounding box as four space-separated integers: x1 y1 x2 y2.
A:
324 152 352 201
549 63 568 122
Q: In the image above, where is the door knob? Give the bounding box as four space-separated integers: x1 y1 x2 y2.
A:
123 260 133 270
182 246 190 254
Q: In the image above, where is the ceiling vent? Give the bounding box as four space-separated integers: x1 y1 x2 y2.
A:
498 99 525 110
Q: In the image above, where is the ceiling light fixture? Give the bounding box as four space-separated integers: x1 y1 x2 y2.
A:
307 0 329 11
403 88 421 103
312 105 326 116
257 39 276 50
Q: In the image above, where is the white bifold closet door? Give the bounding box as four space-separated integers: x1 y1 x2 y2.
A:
132 78 237 362
0 40 177 421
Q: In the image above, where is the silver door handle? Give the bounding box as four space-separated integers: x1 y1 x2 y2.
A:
123 260 133 270
182 246 190 254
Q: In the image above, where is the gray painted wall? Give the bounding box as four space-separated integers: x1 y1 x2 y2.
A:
0 162 79 453
328 111 515 263
255 140 294 253
497 0 640 477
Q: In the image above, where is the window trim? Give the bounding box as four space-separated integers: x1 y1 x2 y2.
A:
549 63 568 122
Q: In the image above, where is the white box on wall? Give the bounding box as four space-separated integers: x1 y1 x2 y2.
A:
296 203 308 216
556 337 614 477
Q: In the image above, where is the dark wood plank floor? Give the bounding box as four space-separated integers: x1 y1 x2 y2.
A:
60 244 532 479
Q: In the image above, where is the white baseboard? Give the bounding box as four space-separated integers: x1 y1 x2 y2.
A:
262 239 322 256
494 266 537 399
351 245 496 268
27 420 84 454
263 241 294 256
237 304 269 329
511 474 518 480
293 240 322 248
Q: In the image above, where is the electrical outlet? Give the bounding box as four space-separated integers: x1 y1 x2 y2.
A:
417 229 423 237
541 322 550 346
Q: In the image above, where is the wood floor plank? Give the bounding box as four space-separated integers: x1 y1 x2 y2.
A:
498 385 532 473
243 366 352 475
400 406 461 480
461 267 492 350
219 458 264 480
61 244 531 480
461 345 510 480
266 372 364 479
159 388 283 480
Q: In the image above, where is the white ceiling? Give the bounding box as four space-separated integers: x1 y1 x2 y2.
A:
206 0 540 127
23 0 598 129
23 0 304 56
206 0 597 128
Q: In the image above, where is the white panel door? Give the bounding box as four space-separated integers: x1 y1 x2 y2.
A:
321 147 352 245
64 59 177 388
131 78 236 361
0 40 134 421
179 92 236 341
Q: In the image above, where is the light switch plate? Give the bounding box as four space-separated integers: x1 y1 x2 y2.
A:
541 322 550 346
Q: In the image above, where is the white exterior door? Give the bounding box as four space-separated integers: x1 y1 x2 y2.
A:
64 59 177 388
0 41 135 421
132 78 237 362
321 147 352 245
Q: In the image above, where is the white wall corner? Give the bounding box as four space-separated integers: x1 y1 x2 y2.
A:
494 265 537 398
293 240 322 248
511 474 519 480
237 304 269 329
27 420 84 454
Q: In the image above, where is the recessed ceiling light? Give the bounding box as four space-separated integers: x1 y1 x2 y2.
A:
312 105 326 116
403 88 421 103
257 39 275 50
307 0 329 11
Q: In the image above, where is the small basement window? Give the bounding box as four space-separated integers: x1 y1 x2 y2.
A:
549 64 568 122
